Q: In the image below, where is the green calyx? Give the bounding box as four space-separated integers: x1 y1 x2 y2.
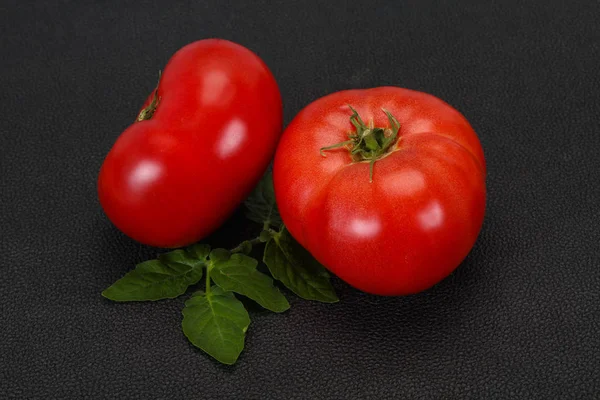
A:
136 71 162 122
320 106 401 182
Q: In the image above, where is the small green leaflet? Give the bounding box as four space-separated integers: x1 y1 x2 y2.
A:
244 169 282 227
236 240 253 255
182 287 250 365
211 253 290 313
186 243 212 260
209 248 231 263
102 245 210 301
264 228 339 303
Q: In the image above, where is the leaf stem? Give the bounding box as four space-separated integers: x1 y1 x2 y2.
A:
267 228 280 237
205 263 212 296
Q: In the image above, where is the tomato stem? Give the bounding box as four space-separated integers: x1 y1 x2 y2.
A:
319 106 401 182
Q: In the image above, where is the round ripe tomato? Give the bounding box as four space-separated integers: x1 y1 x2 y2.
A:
273 87 486 295
98 39 282 248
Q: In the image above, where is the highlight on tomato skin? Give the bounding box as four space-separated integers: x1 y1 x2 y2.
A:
98 39 283 248
273 86 486 296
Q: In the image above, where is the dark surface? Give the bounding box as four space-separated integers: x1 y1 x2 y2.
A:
2 0 599 398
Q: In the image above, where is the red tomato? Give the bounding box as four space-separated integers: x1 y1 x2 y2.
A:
98 39 282 247
274 87 486 295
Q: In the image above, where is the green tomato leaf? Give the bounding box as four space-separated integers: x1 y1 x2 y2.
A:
211 253 290 313
182 287 250 365
244 169 282 227
102 247 208 302
264 228 339 303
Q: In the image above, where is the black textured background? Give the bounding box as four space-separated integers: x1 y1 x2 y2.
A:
2 0 600 399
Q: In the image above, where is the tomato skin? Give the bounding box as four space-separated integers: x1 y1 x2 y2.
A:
98 39 282 248
273 87 486 295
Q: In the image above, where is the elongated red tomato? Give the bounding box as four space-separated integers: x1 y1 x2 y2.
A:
274 87 486 295
98 39 282 247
